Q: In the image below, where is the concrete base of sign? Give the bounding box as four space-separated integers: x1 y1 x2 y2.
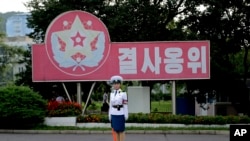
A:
44 117 77 126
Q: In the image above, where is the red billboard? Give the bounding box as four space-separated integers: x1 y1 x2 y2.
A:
32 10 210 82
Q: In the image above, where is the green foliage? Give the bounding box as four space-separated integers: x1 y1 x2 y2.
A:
26 0 194 42
0 13 25 84
180 0 250 114
151 101 172 113
15 46 32 86
229 50 248 76
77 113 250 125
87 102 98 111
0 43 25 83
46 101 82 117
0 85 47 129
83 100 172 113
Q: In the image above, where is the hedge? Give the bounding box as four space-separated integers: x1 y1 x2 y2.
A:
77 113 250 124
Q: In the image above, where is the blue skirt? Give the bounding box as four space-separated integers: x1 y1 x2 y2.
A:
111 115 125 132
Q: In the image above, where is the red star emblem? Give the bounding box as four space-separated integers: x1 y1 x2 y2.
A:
71 32 86 47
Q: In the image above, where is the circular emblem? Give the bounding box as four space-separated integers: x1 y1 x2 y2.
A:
45 10 110 76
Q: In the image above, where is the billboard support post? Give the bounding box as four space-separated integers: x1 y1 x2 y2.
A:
172 80 176 115
77 83 82 106
82 82 96 115
62 83 72 102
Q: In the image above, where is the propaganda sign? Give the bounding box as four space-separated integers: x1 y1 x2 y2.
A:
32 10 210 82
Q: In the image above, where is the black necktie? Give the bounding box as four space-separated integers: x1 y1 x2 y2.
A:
115 90 117 96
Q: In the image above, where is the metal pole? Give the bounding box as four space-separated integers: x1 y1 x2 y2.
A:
62 83 72 102
82 82 96 115
171 80 176 115
77 83 82 105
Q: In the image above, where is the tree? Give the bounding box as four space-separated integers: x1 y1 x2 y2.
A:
179 0 250 115
24 0 199 95
0 32 24 85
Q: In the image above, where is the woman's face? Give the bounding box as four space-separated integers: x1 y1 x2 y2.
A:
113 83 120 90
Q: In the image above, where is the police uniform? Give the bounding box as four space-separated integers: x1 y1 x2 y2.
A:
109 75 128 132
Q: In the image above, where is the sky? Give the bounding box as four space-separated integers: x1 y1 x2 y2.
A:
0 0 30 13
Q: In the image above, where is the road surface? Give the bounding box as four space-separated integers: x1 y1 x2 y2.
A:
0 133 229 141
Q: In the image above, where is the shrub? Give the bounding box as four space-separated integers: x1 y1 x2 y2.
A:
0 85 47 129
46 101 82 117
77 113 250 125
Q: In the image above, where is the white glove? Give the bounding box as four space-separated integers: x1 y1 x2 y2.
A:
123 104 128 120
109 112 111 121
125 114 128 121
108 107 111 121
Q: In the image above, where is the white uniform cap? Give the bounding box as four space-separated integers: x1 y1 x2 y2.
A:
110 75 123 84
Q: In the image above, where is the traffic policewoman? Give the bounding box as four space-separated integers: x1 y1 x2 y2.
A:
109 75 128 141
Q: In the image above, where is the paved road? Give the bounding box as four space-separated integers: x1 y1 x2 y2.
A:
0 133 229 141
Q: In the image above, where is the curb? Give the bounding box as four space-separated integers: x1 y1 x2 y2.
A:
76 123 230 128
0 129 229 135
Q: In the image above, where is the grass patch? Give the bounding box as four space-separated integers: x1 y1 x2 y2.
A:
84 100 172 113
151 100 172 113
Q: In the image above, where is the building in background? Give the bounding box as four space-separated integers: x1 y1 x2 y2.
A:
1 13 34 83
6 13 33 37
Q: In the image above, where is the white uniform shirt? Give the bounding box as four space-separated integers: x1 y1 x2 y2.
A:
109 89 128 118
